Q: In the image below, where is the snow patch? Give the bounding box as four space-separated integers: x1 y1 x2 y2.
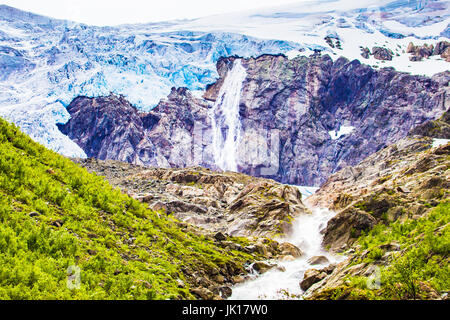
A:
432 138 450 148
329 126 356 140
297 186 320 199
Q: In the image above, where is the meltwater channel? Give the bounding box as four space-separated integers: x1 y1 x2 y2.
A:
229 200 344 300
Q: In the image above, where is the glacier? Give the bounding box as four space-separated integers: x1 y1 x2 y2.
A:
0 0 449 157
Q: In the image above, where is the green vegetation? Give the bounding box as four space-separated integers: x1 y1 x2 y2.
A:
0 118 255 300
325 201 449 299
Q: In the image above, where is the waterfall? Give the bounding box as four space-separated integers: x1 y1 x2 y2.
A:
229 207 345 300
210 59 247 172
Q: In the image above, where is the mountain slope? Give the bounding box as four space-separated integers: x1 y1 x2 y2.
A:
303 115 450 299
0 116 277 300
58 54 450 186
74 157 310 238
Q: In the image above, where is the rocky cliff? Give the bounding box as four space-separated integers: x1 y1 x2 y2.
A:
59 54 450 186
58 89 212 167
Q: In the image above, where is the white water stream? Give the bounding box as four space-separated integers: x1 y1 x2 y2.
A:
210 59 247 172
229 207 344 300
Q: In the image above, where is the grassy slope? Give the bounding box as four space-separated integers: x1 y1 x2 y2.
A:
315 201 449 300
0 118 255 300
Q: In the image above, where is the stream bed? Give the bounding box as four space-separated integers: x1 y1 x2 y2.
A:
229 207 345 299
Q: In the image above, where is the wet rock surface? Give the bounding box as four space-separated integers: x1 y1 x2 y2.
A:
300 269 328 291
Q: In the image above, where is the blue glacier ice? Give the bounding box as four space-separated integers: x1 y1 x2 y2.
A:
0 1 448 157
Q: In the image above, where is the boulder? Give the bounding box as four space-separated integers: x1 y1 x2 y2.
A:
372 46 394 60
252 261 277 274
360 47 370 59
279 242 303 258
307 256 330 265
214 232 227 242
190 287 215 300
300 269 327 291
322 209 377 251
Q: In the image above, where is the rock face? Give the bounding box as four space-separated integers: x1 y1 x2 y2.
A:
371 46 394 61
58 88 212 168
309 136 449 251
408 109 450 139
407 41 450 62
75 158 310 238
58 94 147 162
308 112 450 252
208 54 448 185
60 54 449 186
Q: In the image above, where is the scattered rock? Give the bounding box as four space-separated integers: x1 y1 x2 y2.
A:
190 287 215 300
407 41 450 62
50 219 64 228
252 261 277 274
300 269 328 291
79 160 310 238
307 256 330 265
279 242 303 258
372 46 394 61
212 286 233 299
232 275 246 284
214 232 227 242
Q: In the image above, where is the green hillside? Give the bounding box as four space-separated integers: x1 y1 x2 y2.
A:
0 117 256 300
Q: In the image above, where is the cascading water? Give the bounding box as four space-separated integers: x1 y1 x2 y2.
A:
229 207 344 300
209 59 343 300
210 59 247 172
